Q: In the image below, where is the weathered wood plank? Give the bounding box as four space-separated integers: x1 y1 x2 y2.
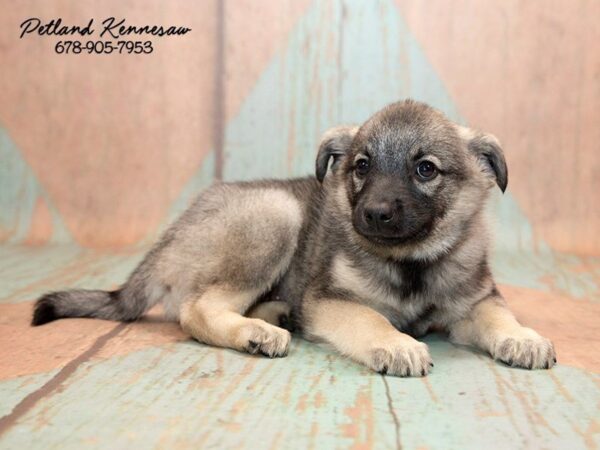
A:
396 0 600 255
0 245 145 304
0 371 58 418
0 1 599 448
0 1 218 247
0 238 598 449
0 338 597 449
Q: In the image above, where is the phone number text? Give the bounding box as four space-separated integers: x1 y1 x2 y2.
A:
55 40 153 54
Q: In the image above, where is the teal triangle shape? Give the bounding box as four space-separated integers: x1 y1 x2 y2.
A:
168 0 598 299
0 127 71 244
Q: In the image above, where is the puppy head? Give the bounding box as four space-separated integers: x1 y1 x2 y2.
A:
316 99 507 260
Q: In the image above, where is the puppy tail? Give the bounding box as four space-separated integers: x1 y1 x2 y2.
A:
32 288 147 326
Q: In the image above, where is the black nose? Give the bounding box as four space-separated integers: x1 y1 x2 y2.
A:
364 202 394 227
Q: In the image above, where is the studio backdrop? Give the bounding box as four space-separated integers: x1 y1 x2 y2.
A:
2 1 598 259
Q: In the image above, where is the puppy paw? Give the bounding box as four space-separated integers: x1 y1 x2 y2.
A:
492 329 556 369
247 301 293 330
239 321 291 358
367 337 433 377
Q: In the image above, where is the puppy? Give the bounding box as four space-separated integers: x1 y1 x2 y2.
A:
32 100 556 377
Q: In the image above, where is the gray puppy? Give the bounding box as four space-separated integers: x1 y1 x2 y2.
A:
33 100 556 377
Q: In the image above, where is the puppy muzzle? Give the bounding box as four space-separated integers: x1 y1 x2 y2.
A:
352 201 433 246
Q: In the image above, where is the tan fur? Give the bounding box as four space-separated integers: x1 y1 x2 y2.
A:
303 101 552 375
456 124 501 148
332 253 412 316
247 301 290 326
180 288 291 357
34 100 553 376
448 297 556 369
320 125 359 145
156 188 303 320
303 299 432 376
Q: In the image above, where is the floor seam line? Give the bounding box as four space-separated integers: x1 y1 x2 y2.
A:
0 322 128 437
382 375 402 450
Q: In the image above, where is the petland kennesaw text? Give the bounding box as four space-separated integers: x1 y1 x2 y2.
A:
19 18 192 39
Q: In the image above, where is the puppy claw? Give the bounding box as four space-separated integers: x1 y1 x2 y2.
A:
492 330 556 370
260 349 275 358
246 340 260 354
240 322 291 358
368 339 432 377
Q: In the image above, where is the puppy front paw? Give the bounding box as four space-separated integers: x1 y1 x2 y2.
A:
367 337 433 377
239 321 291 358
491 329 556 369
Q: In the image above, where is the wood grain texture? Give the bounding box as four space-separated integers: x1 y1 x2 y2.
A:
396 0 600 255
0 1 312 248
1 1 599 448
224 0 312 121
0 245 598 448
0 1 218 247
0 336 598 449
1 0 597 255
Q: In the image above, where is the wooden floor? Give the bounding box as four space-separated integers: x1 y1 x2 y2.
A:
0 244 598 449
1 1 599 448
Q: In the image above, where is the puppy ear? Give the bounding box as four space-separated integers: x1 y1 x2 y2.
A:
316 126 358 182
458 126 508 193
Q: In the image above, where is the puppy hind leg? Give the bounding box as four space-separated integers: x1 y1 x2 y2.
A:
180 289 291 357
247 301 293 331
178 188 301 357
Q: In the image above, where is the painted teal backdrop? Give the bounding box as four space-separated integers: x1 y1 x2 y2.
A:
0 1 598 449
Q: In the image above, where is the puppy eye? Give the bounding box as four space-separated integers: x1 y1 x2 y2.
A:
416 160 437 180
355 159 370 177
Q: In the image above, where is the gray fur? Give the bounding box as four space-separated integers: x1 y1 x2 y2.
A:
33 100 554 376
316 126 359 182
33 180 315 325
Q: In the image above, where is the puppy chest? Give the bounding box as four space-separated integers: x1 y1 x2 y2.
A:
331 253 436 327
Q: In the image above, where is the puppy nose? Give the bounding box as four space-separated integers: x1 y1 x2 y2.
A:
364 202 394 226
